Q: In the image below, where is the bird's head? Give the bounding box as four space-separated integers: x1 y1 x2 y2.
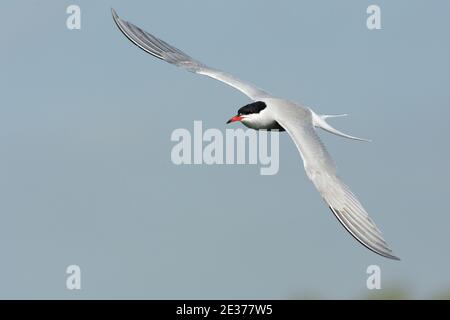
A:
226 101 267 127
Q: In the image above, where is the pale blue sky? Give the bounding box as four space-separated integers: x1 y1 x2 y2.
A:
1 0 449 299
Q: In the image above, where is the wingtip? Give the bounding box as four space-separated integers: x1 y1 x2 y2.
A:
387 253 401 261
375 240 400 261
328 205 400 261
370 246 400 261
111 8 119 20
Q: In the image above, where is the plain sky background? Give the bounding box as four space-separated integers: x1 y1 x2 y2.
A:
1 0 449 299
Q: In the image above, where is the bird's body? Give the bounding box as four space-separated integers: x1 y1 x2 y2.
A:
111 9 399 260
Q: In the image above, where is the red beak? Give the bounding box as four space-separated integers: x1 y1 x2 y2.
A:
226 115 243 124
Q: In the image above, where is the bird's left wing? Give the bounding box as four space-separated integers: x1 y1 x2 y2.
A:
273 104 399 260
111 9 269 101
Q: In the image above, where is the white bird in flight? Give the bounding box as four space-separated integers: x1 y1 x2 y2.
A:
111 9 399 260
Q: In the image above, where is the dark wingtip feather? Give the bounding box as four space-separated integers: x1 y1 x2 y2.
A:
328 206 400 261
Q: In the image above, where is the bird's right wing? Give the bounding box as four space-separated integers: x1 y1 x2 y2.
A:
274 105 399 260
111 9 269 101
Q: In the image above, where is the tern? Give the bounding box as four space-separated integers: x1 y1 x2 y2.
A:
111 9 399 260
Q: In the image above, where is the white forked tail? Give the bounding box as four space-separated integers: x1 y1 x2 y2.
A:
311 110 371 142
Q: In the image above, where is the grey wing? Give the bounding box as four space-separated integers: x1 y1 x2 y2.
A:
274 106 399 260
111 9 269 100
